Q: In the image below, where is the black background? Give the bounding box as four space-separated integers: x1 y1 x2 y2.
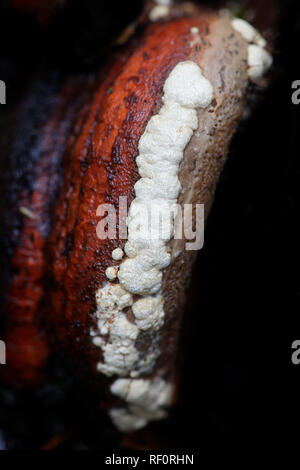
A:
0 0 299 454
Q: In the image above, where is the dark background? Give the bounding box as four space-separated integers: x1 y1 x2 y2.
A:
0 0 299 453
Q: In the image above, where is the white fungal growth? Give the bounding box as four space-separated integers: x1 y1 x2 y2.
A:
110 378 173 432
231 18 266 48
155 0 172 5
96 314 139 376
149 5 170 21
109 408 148 432
231 17 273 80
95 283 133 313
248 44 273 80
93 283 159 377
92 60 213 430
132 296 164 331
94 283 133 336
105 266 118 280
112 248 124 261
190 26 199 35
118 61 213 298
163 61 213 108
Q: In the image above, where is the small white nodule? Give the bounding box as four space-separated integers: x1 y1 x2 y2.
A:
105 266 118 280
190 26 199 35
112 248 124 261
231 18 267 48
163 61 213 109
231 17 272 80
248 44 273 79
149 5 170 22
